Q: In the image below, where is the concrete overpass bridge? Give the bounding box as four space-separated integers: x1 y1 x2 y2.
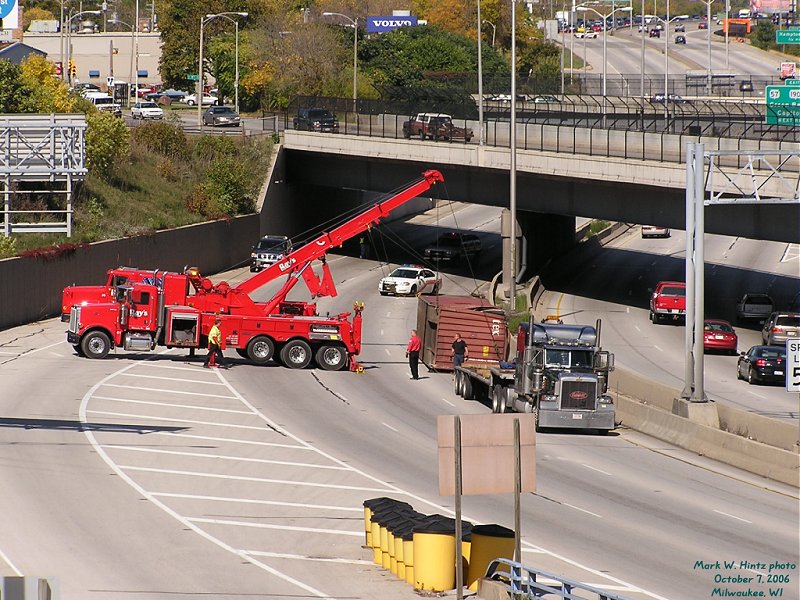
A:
260 122 799 272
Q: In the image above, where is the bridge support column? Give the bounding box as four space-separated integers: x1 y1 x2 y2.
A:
502 211 575 298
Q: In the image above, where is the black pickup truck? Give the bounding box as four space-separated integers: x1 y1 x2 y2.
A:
424 232 482 264
293 108 340 133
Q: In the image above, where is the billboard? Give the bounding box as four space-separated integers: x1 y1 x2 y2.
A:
750 0 791 15
366 15 418 33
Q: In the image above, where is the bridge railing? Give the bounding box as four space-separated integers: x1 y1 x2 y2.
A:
263 95 800 166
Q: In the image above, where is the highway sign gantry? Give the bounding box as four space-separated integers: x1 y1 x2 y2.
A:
765 85 800 126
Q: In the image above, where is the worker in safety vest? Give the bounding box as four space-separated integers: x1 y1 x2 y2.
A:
204 317 226 368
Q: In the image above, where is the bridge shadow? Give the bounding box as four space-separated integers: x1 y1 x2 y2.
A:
539 237 799 330
0 417 188 434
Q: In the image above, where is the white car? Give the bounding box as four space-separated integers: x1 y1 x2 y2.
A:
131 101 164 120
641 225 671 238
181 93 218 106
378 265 441 296
574 31 598 38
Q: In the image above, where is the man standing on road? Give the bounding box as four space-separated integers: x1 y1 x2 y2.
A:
359 235 369 259
406 329 421 380
204 317 226 368
451 333 468 369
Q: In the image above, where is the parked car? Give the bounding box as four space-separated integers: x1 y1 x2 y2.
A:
403 113 473 142
423 232 482 265
650 93 687 103
131 101 164 120
575 30 598 38
293 108 340 133
250 235 292 272
736 345 786 385
761 312 800 346
735 293 774 323
675 23 686 32
531 95 560 104
378 265 441 296
202 105 241 127
675 34 687 44
650 281 686 324
145 88 188 103
641 225 671 238
698 21 708 29
703 319 738 354
181 93 218 106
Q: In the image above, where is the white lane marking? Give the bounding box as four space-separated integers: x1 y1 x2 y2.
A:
749 391 768 399
119 373 227 385
120 465 396 493
50 352 62 357
653 345 663 352
137 363 215 373
152 492 362 512
84 351 667 600
386 312 391 317
582 464 612 476
380 329 384 336
189 517 363 537
79 359 333 599
440 397 456 407
0 546 22 576
381 422 398 432
780 243 799 263
713 509 752 524
563 503 603 518
0 351 16 355
92 395 253 414
151 431 310 450
106 446 349 470
245 551 371 565
634 325 641 332
626 307 630 313
87 409 271 431
384 348 391 356
0 340 65 358
101 383 237 400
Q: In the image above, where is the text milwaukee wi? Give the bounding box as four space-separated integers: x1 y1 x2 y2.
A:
366 16 419 33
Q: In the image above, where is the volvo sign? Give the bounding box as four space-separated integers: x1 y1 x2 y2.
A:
366 16 419 33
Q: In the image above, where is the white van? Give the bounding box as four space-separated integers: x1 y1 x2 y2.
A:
738 8 751 18
83 92 122 117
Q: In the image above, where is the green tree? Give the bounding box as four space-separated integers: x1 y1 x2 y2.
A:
0 61 36 113
750 20 776 50
85 113 131 178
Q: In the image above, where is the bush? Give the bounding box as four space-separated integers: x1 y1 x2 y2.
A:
0 235 18 259
193 135 237 161
132 121 189 158
85 113 131 178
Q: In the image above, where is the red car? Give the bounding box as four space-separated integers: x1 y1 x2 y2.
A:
650 281 686 324
698 21 708 29
703 319 738 354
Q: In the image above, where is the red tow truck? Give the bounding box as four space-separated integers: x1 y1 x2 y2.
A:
65 170 445 371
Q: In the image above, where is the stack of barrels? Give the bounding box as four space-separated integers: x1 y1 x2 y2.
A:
363 497 515 593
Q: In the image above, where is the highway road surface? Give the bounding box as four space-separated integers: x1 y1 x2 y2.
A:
1 204 797 600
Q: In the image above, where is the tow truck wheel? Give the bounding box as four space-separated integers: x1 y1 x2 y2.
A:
454 371 462 395
281 339 312 369
247 336 274 364
316 345 347 371
81 330 111 359
491 387 502 413
462 377 474 400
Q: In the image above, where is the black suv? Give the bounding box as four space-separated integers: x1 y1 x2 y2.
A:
424 232 482 264
293 108 340 133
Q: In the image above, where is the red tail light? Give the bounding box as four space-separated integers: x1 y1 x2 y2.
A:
771 327 784 333
755 359 767 367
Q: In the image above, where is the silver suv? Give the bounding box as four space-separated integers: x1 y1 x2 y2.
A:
250 235 292 272
761 312 800 346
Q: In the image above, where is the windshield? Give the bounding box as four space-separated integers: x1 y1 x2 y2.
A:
436 235 462 247
545 349 593 368
140 102 158 108
256 239 289 252
389 269 419 279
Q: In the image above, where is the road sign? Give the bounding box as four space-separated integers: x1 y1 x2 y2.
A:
786 79 800 86
187 74 199 81
788 340 800 392
776 29 800 44
765 85 800 125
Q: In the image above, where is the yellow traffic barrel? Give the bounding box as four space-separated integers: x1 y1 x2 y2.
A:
466 523 515 591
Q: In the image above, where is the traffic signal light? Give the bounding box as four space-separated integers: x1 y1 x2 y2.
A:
54 61 63 76
68 59 76 79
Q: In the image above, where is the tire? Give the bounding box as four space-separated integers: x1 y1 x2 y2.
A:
403 128 411 139
454 371 462 395
281 339 312 369
650 311 659 324
409 285 417 296
246 336 275 364
419 131 425 141
491 386 502 413
81 330 111 359
747 367 757 385
736 364 744 380
597 429 610 436
315 344 348 371
463 377 474 400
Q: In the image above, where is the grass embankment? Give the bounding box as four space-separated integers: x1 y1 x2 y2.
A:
1 120 273 259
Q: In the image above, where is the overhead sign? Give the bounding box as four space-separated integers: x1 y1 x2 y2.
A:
776 29 800 44
788 340 800 392
785 78 800 86
0 0 18 20
366 15 418 33
765 85 800 125
754 0 791 15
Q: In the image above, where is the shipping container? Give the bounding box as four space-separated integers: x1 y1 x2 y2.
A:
416 295 507 372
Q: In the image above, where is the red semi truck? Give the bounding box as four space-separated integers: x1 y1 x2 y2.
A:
65 170 444 371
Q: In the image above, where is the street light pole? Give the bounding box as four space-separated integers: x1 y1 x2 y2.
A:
477 0 484 146
109 18 135 102
323 12 358 114
65 10 102 85
640 0 645 97
702 0 714 95
483 20 496 47
198 12 248 126
576 4 632 97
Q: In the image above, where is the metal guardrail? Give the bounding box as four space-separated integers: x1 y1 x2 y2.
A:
485 558 632 600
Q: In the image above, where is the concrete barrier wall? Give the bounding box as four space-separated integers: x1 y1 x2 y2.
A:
0 215 259 331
